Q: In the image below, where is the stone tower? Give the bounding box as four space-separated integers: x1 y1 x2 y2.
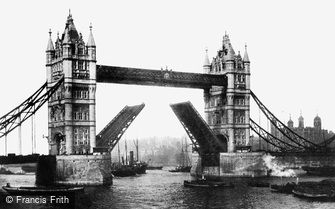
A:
203 34 250 152
314 115 321 130
287 115 294 129
46 13 96 155
298 114 304 129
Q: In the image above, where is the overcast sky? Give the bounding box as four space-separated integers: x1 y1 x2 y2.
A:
0 0 334 155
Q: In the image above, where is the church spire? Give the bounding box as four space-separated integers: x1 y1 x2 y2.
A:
87 23 96 47
46 29 54 51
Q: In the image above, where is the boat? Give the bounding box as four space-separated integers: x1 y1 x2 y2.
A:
111 139 147 177
169 137 192 173
133 161 148 174
292 189 330 200
147 166 163 170
302 166 335 176
184 180 234 188
291 179 335 200
2 183 84 195
111 165 137 177
270 182 296 194
169 165 191 173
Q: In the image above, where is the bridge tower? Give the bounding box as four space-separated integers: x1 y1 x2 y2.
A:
203 34 250 152
46 13 96 155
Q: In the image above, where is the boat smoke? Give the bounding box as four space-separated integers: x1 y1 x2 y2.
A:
262 154 296 177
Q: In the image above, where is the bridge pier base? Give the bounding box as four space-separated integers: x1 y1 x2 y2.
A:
36 154 112 186
191 152 268 180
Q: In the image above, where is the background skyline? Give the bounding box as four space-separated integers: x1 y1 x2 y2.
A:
0 0 334 155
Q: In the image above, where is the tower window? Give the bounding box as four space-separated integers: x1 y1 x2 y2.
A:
78 47 84 55
74 128 79 143
84 112 89 120
71 45 76 55
83 91 88 99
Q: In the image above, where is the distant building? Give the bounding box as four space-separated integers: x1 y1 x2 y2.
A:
270 114 333 145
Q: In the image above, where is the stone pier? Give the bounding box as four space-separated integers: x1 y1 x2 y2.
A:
36 154 112 186
191 152 268 180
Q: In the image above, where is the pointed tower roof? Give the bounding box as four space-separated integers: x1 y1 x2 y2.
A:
62 10 79 44
203 48 210 66
225 43 235 61
63 27 70 44
288 114 293 123
298 111 304 121
222 33 235 61
46 29 54 51
243 44 250 63
87 23 96 47
237 51 242 59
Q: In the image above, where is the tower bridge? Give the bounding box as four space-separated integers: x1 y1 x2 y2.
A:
0 13 334 184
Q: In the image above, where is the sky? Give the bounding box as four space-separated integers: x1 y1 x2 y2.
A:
0 0 334 155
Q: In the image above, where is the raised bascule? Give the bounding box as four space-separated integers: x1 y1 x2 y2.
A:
1 13 334 185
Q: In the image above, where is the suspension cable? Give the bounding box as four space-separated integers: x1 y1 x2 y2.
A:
0 77 64 139
250 90 320 150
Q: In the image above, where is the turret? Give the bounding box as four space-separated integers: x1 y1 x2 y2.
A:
203 48 211 73
243 44 250 72
298 113 304 129
314 114 321 130
287 115 294 128
222 33 235 72
87 23 96 61
46 29 54 65
62 27 71 58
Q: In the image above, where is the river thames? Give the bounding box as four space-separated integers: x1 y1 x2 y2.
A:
0 169 334 209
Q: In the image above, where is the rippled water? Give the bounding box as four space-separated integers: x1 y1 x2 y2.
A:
1 169 335 209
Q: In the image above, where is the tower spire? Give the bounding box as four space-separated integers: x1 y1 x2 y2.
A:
87 23 96 47
46 29 54 51
203 47 210 66
68 9 72 20
243 43 250 63
203 47 211 73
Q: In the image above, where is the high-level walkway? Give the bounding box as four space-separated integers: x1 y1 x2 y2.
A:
96 65 227 89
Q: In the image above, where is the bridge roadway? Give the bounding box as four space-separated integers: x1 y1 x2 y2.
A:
96 65 227 89
95 103 145 152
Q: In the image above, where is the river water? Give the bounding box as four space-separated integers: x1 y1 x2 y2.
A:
0 169 335 209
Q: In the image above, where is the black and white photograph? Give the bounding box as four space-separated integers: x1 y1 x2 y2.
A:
0 0 335 208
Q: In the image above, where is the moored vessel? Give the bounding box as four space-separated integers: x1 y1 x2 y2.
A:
270 182 296 194
184 180 234 188
2 183 84 195
292 179 335 200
